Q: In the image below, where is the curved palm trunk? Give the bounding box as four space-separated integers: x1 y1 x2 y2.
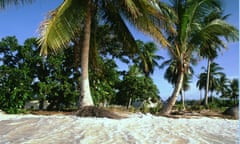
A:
203 59 211 106
79 0 94 107
161 70 184 115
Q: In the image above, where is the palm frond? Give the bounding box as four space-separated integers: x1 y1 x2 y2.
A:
179 0 221 47
101 1 138 55
121 0 141 19
0 0 34 9
201 19 238 41
117 0 175 47
38 0 87 56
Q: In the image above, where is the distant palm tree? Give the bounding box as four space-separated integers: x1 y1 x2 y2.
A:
134 40 163 77
196 72 206 101
197 62 225 104
228 79 239 104
220 78 239 105
180 74 192 110
198 10 239 106
162 59 193 110
0 0 33 8
216 74 229 98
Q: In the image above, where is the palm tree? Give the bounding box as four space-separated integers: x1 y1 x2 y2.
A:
220 78 239 105
180 74 192 110
0 0 34 8
198 10 239 106
216 74 229 98
159 0 239 114
228 79 239 104
197 62 225 104
162 59 193 111
1 0 175 108
134 40 163 77
196 71 207 101
37 0 175 108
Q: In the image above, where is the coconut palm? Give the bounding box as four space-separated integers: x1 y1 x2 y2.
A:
162 59 193 110
220 78 239 105
180 74 192 110
216 74 229 98
197 10 239 106
134 40 163 77
196 71 207 101
159 0 239 114
37 0 176 108
197 62 225 104
200 11 238 106
1 0 175 108
159 0 221 114
228 79 239 104
0 0 33 8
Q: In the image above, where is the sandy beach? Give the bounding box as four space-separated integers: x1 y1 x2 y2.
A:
0 112 238 144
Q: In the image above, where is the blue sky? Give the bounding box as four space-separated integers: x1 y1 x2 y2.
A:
0 0 239 100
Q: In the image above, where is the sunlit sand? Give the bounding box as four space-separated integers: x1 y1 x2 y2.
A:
0 112 238 144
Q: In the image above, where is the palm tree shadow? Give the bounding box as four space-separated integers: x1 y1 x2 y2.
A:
75 106 124 119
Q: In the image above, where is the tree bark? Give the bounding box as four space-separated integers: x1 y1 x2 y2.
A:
181 89 186 111
73 39 81 108
79 0 94 107
203 59 211 106
161 71 185 115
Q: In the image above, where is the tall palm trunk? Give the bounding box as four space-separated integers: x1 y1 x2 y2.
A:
74 39 80 72
73 39 82 107
203 59 211 106
79 0 94 107
161 70 185 114
181 89 186 111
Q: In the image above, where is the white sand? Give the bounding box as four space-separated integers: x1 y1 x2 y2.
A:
0 112 238 144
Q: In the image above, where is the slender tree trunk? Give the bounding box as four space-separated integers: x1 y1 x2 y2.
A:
161 71 185 115
74 39 80 72
181 89 186 111
200 90 202 102
127 97 132 109
79 0 94 107
73 39 81 107
203 59 211 106
211 91 213 103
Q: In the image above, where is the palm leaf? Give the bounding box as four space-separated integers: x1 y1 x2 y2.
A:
200 19 238 41
0 0 34 9
179 0 221 48
123 0 173 47
38 0 87 56
121 0 141 19
101 1 138 56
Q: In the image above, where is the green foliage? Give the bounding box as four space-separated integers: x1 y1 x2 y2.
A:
0 36 34 113
115 66 160 106
174 98 236 112
90 59 120 106
34 48 79 110
221 78 239 104
0 36 79 113
0 35 163 113
208 96 236 110
134 40 163 76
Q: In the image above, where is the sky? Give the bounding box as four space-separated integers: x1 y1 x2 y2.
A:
0 0 239 101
